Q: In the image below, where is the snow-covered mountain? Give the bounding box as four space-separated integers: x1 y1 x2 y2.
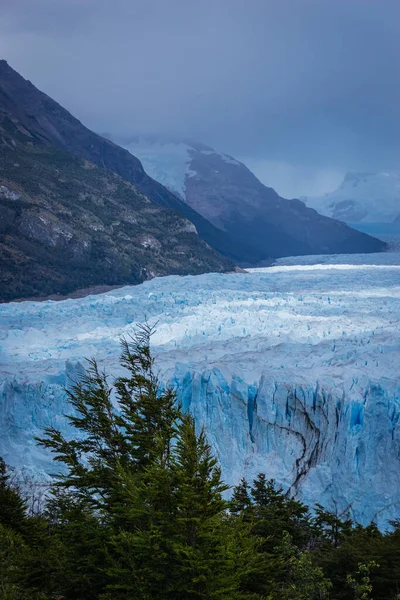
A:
122 137 242 207
115 137 385 261
304 172 400 223
1 253 400 527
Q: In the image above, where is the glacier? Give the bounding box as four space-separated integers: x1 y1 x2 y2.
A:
122 138 197 199
1 253 400 527
121 136 243 202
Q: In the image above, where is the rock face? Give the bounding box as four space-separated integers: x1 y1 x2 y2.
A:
304 172 400 223
0 60 255 265
0 63 233 301
1 253 399 527
119 138 386 262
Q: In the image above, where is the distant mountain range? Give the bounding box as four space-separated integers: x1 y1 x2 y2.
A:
113 137 386 260
304 172 400 223
0 61 386 301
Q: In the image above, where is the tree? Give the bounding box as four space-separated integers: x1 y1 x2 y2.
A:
0 524 28 600
313 503 353 548
37 324 180 509
277 532 332 600
0 461 31 600
170 413 233 599
347 561 379 600
37 326 242 599
0 459 28 536
35 325 183 599
114 326 181 472
230 478 252 516
0 459 61 600
249 474 311 550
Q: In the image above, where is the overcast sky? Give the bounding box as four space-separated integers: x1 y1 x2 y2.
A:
1 0 400 197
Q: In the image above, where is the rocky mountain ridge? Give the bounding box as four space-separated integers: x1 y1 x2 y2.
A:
0 67 232 301
118 137 386 260
0 60 258 266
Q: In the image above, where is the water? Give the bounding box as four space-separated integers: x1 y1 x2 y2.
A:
348 222 400 250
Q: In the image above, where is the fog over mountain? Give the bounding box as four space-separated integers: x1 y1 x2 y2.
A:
1 0 400 196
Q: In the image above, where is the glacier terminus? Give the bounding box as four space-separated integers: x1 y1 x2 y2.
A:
1 253 400 528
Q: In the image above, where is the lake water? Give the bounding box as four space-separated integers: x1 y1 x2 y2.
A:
348 222 400 249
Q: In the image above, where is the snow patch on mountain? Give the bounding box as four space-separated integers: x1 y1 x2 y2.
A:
122 138 197 198
124 138 196 199
122 138 243 200
1 253 400 526
304 172 400 223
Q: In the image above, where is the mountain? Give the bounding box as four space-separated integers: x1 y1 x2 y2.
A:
0 60 259 266
116 137 386 259
0 63 233 302
304 172 400 223
0 59 386 290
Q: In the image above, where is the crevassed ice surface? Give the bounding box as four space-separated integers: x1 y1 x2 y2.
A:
1 253 400 526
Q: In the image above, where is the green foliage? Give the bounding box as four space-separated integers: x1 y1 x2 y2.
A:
313 503 353 548
230 477 252 516
347 562 379 600
276 532 332 600
37 325 239 599
169 414 233 599
249 473 311 550
0 459 28 536
0 524 29 600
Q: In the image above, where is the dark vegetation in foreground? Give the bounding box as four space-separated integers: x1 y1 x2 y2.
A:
1 326 399 599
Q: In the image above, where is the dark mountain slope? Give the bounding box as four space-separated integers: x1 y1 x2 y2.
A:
186 149 386 257
120 138 387 260
0 60 260 264
0 107 232 302
0 60 385 264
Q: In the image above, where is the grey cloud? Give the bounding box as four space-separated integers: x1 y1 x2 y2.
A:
1 0 400 194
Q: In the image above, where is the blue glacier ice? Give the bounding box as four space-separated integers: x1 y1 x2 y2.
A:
1 252 400 527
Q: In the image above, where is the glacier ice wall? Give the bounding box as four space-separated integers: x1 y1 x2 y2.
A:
1 253 400 527
176 367 400 526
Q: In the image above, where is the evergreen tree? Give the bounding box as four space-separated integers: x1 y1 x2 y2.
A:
0 524 28 600
37 358 125 512
230 478 252 516
170 413 233 599
249 474 311 550
37 326 243 599
42 491 109 600
114 324 181 472
0 459 60 600
37 324 180 509
35 325 182 599
0 459 28 536
103 444 177 599
250 473 274 507
313 503 353 548
0 461 32 600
